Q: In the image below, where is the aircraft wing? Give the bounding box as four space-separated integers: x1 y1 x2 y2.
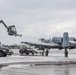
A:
21 41 62 50
69 41 76 48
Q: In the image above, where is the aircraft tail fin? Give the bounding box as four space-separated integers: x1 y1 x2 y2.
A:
62 32 69 48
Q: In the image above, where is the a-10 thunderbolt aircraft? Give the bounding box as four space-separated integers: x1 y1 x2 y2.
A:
21 32 76 57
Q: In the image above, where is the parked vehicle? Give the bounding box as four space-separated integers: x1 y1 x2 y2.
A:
19 47 36 55
0 44 13 57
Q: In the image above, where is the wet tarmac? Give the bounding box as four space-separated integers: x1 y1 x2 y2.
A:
0 64 76 75
0 49 76 75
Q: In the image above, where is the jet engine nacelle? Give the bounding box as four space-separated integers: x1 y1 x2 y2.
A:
39 38 51 43
52 32 69 48
52 37 63 44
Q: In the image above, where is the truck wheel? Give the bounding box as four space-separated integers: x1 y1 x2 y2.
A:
19 49 22 53
0 51 7 57
19 50 23 55
32 53 34 55
2 52 7 57
20 52 23 55
0 51 3 57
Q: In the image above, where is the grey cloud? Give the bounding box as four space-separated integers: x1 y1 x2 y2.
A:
8 0 76 10
0 0 76 44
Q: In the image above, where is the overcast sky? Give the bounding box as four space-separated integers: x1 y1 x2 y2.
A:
0 0 76 45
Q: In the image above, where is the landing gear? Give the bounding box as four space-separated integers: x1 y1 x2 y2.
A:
64 48 68 57
45 48 49 56
45 50 49 56
42 49 49 56
42 50 45 56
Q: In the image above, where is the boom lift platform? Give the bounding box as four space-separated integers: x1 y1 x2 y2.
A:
0 20 22 37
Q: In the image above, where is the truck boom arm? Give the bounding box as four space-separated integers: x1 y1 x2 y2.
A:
0 20 8 29
0 20 22 37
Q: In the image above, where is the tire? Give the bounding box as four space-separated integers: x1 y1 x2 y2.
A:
32 52 34 55
0 51 3 57
19 49 23 55
0 50 7 57
19 49 22 53
21 51 23 55
2 52 7 57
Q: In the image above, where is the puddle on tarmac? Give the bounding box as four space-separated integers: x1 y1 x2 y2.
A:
0 64 76 75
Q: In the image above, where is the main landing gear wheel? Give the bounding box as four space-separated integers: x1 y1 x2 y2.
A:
64 48 68 57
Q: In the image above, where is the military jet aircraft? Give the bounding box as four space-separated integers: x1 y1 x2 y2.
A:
21 32 76 57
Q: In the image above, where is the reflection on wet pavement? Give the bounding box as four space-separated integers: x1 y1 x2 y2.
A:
0 64 76 75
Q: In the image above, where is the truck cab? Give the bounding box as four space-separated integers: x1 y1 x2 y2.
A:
0 43 13 57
